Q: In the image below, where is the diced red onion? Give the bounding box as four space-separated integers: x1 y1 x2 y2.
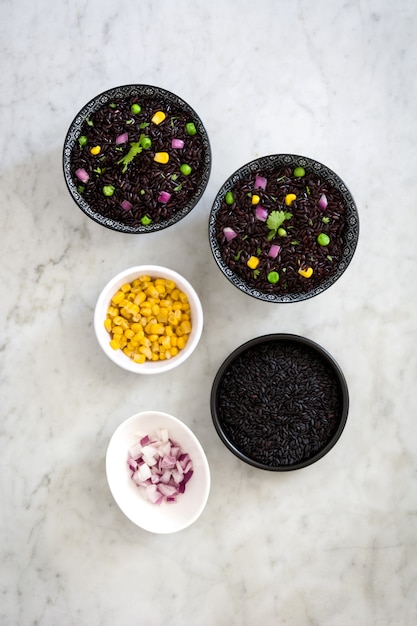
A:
254 175 267 190
318 193 328 210
255 205 268 221
75 168 89 183
268 244 281 258
116 132 129 145
120 199 133 211
128 429 193 505
158 191 171 204
171 138 184 149
223 227 237 242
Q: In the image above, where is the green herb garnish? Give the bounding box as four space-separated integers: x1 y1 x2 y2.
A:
253 269 260 279
266 210 292 241
139 122 150 129
117 136 146 173
234 250 243 261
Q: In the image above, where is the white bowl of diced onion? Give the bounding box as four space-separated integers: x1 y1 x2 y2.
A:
106 411 211 533
94 265 203 374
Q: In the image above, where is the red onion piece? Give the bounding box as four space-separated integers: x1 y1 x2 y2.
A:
171 138 184 149
255 205 268 221
223 227 237 242
75 168 89 183
268 244 281 258
254 175 267 190
116 132 129 145
318 193 328 210
158 191 171 204
121 199 133 211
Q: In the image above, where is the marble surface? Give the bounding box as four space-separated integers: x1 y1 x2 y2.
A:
1 0 416 624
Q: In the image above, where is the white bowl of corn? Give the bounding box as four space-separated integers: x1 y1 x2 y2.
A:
94 265 203 374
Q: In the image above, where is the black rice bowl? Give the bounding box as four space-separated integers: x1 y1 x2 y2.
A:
210 334 349 470
209 154 359 302
63 85 211 233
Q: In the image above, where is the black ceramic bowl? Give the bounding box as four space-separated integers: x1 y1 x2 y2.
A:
209 154 359 302
210 334 349 471
63 84 211 233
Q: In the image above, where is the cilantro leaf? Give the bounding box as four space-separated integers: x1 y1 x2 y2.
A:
266 210 292 240
117 136 145 173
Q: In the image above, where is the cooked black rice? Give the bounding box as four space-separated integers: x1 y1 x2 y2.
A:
215 166 347 295
70 95 207 227
216 341 342 467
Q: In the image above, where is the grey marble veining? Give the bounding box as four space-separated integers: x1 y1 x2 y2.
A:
1 0 416 624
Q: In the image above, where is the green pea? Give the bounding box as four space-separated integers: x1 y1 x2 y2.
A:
267 271 280 284
293 167 305 178
317 233 330 246
102 185 115 197
141 215 152 226
78 135 88 147
278 227 287 237
131 103 141 114
225 191 235 205
140 136 152 149
180 163 192 176
185 122 197 136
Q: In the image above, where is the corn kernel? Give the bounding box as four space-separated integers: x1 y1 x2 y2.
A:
298 266 313 278
177 336 187 350
151 111 166 125
247 256 260 269
104 318 112 332
124 328 135 339
134 292 147 305
170 347 179 357
180 320 191 334
110 339 120 350
112 326 123 335
154 152 169 164
139 346 152 360
285 193 297 206
139 275 151 282
252 194 260 205
90 145 101 155
111 291 125 305
164 280 176 292
133 354 146 364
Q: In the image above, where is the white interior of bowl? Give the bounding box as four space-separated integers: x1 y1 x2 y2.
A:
106 411 210 533
94 265 203 374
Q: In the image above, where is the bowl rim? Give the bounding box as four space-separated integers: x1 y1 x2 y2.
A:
94 264 203 374
208 153 359 302
210 333 349 471
63 83 212 233
106 410 211 533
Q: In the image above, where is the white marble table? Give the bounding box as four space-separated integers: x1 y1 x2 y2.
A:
2 1 416 624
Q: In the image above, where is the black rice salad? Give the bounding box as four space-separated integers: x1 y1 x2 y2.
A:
216 340 342 467
70 95 207 227
215 165 347 295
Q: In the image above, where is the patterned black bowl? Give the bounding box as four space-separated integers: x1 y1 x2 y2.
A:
209 154 358 302
210 334 349 471
63 85 211 233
